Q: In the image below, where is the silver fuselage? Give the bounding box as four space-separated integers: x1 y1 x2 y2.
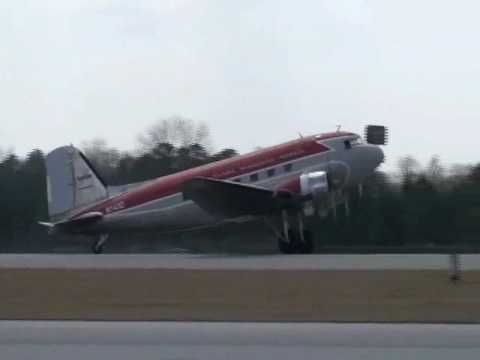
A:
90 135 383 235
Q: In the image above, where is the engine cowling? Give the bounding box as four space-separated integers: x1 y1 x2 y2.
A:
299 171 330 216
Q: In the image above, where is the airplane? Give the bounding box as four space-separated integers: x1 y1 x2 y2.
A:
40 126 387 254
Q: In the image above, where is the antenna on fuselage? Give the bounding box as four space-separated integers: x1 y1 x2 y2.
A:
298 132 304 139
336 125 342 132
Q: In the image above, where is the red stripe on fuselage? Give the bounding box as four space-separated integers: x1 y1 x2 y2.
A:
71 132 353 219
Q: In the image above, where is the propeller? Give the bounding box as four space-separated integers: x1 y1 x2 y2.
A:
326 161 349 222
365 125 388 145
331 192 337 221
344 195 350 217
327 162 349 190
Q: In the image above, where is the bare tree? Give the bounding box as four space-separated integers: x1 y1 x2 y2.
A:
80 138 121 178
426 155 445 188
137 116 211 152
448 164 472 182
397 155 420 184
0 146 15 163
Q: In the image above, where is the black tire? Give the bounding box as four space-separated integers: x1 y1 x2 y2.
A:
298 230 314 254
278 230 302 254
278 238 293 254
92 241 104 254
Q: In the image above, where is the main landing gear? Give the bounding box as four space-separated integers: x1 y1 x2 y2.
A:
91 234 109 254
277 211 315 254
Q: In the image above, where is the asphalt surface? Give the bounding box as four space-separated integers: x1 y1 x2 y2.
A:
1 321 480 360
0 253 477 270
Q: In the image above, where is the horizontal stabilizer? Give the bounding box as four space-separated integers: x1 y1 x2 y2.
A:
59 211 104 226
38 221 55 228
183 177 296 218
38 211 103 233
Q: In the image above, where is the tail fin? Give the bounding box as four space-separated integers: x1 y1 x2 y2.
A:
45 146 108 221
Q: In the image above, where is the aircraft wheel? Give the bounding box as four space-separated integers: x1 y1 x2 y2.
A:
278 230 301 254
278 238 293 254
278 238 295 254
91 234 108 254
92 241 104 254
298 230 314 254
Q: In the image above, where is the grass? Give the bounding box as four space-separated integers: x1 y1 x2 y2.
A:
1 268 479 322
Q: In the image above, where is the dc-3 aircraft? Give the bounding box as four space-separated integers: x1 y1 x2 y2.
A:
40 125 387 254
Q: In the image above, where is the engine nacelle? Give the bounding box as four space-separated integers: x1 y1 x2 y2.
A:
299 171 330 216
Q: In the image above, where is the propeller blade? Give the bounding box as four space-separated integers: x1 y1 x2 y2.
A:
344 197 350 217
331 192 337 221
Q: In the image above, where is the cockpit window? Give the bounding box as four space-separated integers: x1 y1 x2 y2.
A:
350 137 363 146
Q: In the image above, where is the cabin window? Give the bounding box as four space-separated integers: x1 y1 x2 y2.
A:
344 140 352 150
283 163 292 172
233 178 241 183
267 168 275 177
250 173 259 182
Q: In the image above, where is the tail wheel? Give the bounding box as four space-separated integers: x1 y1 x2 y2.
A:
91 234 108 254
92 241 104 254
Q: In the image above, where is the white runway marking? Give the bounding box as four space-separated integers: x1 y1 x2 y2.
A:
1 322 480 360
0 254 479 270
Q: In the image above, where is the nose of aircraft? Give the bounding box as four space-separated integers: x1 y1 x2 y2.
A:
347 144 385 186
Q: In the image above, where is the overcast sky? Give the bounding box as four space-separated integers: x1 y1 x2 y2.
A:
2 0 480 171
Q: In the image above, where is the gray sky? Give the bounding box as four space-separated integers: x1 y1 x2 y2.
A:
2 0 480 171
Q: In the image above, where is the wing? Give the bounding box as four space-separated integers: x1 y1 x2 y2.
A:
183 177 297 218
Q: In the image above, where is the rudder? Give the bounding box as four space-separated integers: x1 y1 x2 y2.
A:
45 146 108 221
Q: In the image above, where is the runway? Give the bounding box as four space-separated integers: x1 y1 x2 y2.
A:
0 253 477 270
2 321 480 359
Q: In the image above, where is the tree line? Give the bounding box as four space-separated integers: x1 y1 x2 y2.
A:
1 118 479 253
0 117 238 252
317 156 480 250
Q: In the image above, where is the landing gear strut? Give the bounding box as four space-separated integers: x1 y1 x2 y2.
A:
277 211 315 254
92 234 109 254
